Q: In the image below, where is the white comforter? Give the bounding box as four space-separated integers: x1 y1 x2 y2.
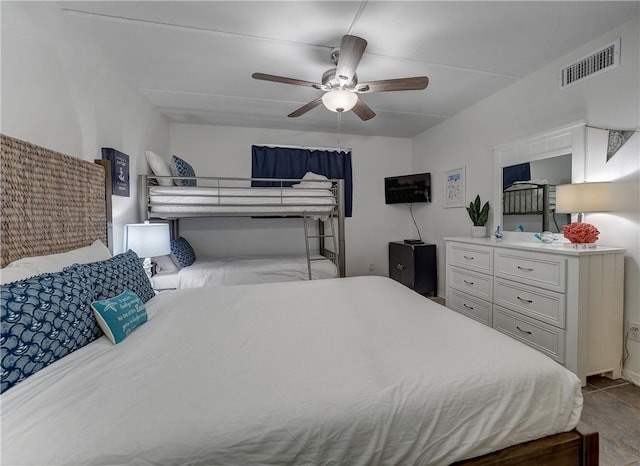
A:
1 276 582 466
153 255 338 289
148 185 336 217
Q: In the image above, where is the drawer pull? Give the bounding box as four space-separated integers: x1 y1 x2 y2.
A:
463 255 475 260
396 264 404 271
517 266 534 272
517 296 533 304
463 279 475 285
463 303 474 310
516 326 533 335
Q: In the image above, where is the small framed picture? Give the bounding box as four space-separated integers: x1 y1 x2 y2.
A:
101 148 130 197
444 167 465 208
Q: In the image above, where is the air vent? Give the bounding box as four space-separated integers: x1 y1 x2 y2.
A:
560 38 620 89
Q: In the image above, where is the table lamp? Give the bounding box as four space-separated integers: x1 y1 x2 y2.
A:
555 182 613 222
124 221 171 279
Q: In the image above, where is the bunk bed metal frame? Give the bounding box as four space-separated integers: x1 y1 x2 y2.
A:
138 174 346 278
502 183 555 231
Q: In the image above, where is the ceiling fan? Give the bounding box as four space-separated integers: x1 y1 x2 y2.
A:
252 35 429 121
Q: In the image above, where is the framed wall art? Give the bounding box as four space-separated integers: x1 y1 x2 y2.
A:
101 147 130 197
444 167 465 208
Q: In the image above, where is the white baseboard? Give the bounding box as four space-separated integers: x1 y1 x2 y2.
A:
623 369 640 386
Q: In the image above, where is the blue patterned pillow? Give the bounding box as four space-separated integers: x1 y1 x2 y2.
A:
170 155 196 187
1 268 100 393
170 237 196 267
69 250 155 303
91 290 148 344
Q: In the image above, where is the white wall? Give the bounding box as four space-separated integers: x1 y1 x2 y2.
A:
1 2 170 254
412 18 640 382
169 124 415 277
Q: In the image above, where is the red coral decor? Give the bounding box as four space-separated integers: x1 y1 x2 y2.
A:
562 222 600 244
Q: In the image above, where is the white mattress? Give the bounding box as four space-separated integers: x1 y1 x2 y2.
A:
1 276 582 466
149 186 336 216
152 255 338 289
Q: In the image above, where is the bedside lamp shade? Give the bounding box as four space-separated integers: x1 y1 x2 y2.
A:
556 182 613 222
124 221 170 279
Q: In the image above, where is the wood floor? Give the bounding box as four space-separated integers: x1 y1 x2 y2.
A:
581 376 640 466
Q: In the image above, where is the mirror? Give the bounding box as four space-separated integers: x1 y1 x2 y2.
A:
493 122 586 237
501 155 572 232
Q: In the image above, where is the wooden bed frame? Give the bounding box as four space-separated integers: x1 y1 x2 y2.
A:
455 421 598 466
0 133 598 465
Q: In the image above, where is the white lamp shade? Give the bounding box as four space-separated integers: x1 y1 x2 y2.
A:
555 182 614 214
322 89 358 113
124 222 171 258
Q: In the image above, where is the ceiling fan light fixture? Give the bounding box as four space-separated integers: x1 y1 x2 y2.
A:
322 89 358 113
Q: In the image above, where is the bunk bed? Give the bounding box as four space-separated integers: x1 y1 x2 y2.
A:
502 181 556 231
0 134 598 466
138 173 346 279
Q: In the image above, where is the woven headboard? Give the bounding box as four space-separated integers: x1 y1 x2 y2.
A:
0 134 111 267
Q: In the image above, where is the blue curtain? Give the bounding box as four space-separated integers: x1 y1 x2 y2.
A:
251 145 353 216
502 162 531 190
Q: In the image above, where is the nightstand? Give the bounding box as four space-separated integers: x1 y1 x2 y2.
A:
389 242 437 295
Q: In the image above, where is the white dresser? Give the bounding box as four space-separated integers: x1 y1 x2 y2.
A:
445 237 625 386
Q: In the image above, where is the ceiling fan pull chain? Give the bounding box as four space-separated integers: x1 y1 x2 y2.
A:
337 111 342 146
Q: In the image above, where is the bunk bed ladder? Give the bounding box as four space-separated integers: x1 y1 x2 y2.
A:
303 211 339 280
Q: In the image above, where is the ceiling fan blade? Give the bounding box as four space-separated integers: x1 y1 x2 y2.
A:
288 97 323 118
351 98 376 121
335 35 367 85
357 76 429 93
252 73 323 89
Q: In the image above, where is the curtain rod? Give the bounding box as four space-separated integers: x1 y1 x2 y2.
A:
253 144 352 153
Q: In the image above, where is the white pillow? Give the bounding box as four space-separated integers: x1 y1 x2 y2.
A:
145 150 174 186
0 265 41 284
292 171 332 189
303 172 328 181
1 240 112 284
153 255 180 273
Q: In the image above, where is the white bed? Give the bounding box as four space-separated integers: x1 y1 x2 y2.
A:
140 172 347 277
2 276 582 466
152 254 338 289
148 185 336 216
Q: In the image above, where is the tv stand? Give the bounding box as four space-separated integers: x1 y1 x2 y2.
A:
389 242 436 295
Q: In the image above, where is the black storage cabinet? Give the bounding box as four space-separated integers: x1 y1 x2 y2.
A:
388 242 437 295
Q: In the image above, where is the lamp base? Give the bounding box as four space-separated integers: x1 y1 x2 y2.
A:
142 257 153 281
563 243 597 249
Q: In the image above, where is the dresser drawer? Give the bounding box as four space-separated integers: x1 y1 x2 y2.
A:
494 278 566 328
494 250 566 292
493 306 565 363
449 266 493 301
447 289 492 326
447 243 493 274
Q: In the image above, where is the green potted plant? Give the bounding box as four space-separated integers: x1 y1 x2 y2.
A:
466 195 490 237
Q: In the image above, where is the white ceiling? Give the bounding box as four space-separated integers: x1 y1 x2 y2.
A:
55 1 639 138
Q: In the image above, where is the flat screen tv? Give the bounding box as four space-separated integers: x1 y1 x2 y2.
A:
385 172 431 204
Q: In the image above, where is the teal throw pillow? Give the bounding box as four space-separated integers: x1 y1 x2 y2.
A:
91 290 148 344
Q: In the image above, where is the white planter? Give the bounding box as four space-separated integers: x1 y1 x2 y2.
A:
471 226 487 238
